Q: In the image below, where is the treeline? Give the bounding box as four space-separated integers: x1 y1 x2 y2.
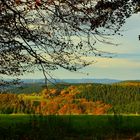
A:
0 94 35 114
76 83 140 114
0 83 140 114
0 86 111 115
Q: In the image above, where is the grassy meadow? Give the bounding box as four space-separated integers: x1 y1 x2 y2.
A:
0 114 140 140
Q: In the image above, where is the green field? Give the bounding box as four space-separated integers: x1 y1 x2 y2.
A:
0 114 140 140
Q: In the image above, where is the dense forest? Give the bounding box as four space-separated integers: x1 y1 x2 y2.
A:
76 82 140 114
0 81 140 115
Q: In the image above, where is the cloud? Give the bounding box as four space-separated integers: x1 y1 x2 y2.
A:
81 56 140 69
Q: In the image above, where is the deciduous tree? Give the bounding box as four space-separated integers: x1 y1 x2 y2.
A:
0 0 139 82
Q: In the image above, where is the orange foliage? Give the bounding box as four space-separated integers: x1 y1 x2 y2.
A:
58 104 82 115
93 102 112 115
40 101 46 108
42 88 59 98
49 89 58 95
60 89 68 95
43 101 59 115
38 86 112 115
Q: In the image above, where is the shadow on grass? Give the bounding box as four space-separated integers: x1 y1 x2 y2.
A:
0 114 140 140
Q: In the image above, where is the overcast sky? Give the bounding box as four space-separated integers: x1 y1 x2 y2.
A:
9 13 140 80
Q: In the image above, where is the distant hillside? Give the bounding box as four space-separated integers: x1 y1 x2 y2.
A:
20 78 121 84
6 83 44 94
116 80 140 86
4 78 120 94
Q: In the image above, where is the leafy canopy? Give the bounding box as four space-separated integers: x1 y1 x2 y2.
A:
0 0 140 82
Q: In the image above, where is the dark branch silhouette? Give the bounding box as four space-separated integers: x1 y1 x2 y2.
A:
0 0 140 84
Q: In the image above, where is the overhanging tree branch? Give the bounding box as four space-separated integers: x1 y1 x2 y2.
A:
0 0 139 84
